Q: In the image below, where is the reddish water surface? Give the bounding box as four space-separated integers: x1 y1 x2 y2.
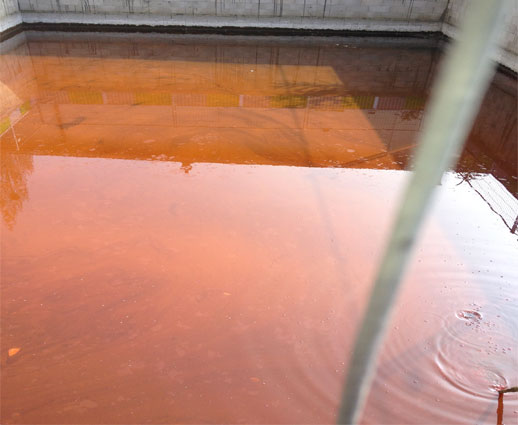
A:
1 31 517 424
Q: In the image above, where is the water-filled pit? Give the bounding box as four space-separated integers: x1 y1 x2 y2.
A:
1 31 517 424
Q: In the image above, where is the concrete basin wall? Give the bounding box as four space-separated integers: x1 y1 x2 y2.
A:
0 0 516 71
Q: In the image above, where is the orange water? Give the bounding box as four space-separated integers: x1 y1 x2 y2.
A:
1 32 517 424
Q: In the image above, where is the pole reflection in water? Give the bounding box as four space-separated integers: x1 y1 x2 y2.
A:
0 31 517 424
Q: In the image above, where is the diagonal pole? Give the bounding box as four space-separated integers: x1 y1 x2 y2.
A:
337 0 511 423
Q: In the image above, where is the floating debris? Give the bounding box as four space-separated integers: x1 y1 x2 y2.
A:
455 310 482 323
8 348 21 357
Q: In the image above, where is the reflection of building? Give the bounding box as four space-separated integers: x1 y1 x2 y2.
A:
1 33 436 170
0 153 33 228
462 72 517 198
0 32 516 227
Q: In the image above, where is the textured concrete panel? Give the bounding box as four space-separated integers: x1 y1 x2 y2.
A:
14 0 449 20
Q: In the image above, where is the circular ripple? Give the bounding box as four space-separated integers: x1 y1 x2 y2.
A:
435 305 516 399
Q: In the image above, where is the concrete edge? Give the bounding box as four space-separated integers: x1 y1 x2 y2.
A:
19 30 444 51
0 22 23 42
0 12 23 39
441 22 517 73
19 12 444 32
0 12 444 42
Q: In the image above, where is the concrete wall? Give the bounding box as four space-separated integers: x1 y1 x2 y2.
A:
0 0 21 33
442 0 517 71
0 0 19 18
12 0 449 36
16 1 449 21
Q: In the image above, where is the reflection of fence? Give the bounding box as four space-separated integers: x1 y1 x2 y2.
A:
33 90 425 111
0 101 31 138
468 174 518 234
68 90 103 104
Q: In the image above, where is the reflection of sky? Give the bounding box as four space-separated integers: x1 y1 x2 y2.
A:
459 173 518 233
436 173 518 246
4 155 517 256
2 155 517 424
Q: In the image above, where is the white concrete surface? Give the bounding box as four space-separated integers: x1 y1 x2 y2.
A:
16 0 449 21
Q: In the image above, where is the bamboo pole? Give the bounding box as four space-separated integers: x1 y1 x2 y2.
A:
337 1 510 423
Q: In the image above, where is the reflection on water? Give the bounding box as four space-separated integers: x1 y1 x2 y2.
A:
0 153 33 229
0 31 517 424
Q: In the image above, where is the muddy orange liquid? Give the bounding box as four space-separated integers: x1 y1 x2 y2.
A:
1 32 517 424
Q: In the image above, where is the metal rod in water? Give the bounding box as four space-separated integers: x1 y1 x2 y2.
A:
337 0 510 423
